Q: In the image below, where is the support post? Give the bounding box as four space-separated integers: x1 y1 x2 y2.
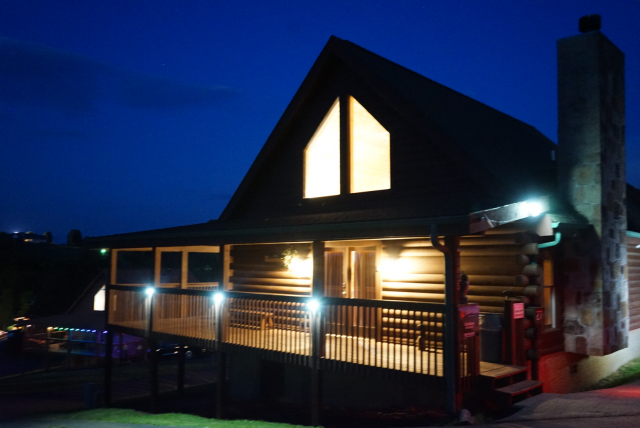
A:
104 329 113 407
177 343 186 411
45 327 51 370
147 281 158 413
310 305 323 427
431 226 461 417
215 294 225 419
66 330 73 369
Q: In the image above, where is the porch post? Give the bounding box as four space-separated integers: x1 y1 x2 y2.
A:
177 343 186 411
104 329 113 407
431 227 461 416
312 240 325 298
311 240 324 426
147 255 158 413
215 293 225 419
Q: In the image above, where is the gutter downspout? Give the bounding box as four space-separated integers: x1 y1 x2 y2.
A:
431 225 460 416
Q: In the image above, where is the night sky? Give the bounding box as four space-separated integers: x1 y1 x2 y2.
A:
1 1 639 243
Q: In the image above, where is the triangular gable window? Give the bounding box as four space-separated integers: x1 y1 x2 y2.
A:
304 99 341 198
350 98 391 193
304 96 390 199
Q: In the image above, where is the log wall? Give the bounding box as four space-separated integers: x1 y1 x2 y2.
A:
381 222 544 314
229 243 312 296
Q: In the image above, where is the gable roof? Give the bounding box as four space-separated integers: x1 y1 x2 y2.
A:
220 36 557 221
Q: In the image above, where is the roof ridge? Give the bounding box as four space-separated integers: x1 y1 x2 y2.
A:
337 37 552 141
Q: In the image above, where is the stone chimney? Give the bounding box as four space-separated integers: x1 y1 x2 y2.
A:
557 16 628 354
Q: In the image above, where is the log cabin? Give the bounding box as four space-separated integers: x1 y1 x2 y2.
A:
86 16 640 421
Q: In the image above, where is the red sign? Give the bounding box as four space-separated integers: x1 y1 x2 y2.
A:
513 303 524 319
458 304 480 338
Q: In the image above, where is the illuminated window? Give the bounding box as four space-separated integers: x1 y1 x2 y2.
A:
303 96 391 198
350 98 390 193
543 258 555 327
94 285 106 311
304 99 340 198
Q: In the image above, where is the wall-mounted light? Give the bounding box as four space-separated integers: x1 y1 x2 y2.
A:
523 200 543 217
289 257 313 278
145 287 155 297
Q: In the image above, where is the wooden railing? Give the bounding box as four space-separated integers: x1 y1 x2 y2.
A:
322 297 445 376
107 286 479 382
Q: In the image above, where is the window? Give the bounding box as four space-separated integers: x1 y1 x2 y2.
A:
94 285 106 311
304 99 340 198
350 98 390 193
543 257 556 328
303 96 390 198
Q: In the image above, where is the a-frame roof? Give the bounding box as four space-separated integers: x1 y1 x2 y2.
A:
220 36 557 221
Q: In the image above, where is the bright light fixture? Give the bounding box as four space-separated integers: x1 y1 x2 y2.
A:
100 249 108 254
145 287 155 297
524 200 543 217
213 292 225 305
289 257 313 278
307 299 320 313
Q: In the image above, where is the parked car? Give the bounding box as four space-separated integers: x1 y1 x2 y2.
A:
151 343 207 359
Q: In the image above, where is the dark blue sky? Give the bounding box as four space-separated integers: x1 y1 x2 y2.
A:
1 1 639 243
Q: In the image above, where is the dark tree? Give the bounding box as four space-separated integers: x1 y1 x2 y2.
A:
43 231 52 244
67 229 82 246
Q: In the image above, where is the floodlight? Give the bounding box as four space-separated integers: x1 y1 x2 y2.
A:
213 292 225 306
145 287 155 297
307 299 320 313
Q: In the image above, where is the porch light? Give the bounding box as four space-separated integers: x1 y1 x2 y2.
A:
524 200 543 217
213 292 225 306
145 287 155 297
307 298 320 313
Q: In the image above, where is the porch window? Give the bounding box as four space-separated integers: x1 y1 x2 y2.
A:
304 98 341 198
543 258 556 327
303 96 390 198
93 285 106 311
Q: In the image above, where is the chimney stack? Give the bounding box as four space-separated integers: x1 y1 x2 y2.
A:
557 16 627 354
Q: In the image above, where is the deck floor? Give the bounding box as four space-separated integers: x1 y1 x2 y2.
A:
113 319 505 377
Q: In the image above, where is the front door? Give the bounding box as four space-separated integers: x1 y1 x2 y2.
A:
324 247 377 299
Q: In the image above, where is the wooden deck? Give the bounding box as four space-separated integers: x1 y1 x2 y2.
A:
112 318 460 376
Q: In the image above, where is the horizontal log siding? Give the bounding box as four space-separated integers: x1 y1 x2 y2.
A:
381 226 537 314
628 236 640 331
230 243 312 296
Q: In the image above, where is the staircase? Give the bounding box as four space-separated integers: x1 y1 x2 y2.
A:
479 362 543 410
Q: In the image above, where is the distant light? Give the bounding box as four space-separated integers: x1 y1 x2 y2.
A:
213 292 224 305
100 249 108 255
307 299 320 313
81 329 85 332
103 331 108 334
145 287 155 297
92 330 96 333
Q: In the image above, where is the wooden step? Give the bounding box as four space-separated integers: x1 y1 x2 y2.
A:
495 379 543 407
479 363 527 389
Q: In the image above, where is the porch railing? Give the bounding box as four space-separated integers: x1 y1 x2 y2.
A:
107 286 478 382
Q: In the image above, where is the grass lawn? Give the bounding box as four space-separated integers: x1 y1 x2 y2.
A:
50 408 312 428
588 357 640 390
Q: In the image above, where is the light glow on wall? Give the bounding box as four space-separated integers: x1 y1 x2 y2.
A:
304 98 340 198
289 257 313 278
